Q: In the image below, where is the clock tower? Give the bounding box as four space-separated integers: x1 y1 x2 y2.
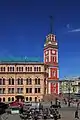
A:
44 17 59 94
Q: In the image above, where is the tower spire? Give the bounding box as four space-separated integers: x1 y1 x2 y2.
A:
50 16 53 33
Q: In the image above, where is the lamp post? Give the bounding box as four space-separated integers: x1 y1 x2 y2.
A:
67 80 72 107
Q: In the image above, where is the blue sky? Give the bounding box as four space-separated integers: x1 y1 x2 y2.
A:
0 0 80 78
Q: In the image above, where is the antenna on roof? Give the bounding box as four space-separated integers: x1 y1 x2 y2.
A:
50 16 53 33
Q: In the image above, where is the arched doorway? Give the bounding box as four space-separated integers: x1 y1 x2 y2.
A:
15 95 24 102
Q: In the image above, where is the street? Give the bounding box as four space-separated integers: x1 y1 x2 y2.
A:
0 107 80 120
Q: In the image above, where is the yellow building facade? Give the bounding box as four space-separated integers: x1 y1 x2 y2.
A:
0 61 48 102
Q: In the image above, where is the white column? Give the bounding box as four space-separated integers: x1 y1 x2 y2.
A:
48 82 51 94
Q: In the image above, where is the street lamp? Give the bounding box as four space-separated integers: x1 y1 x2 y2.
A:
67 80 72 107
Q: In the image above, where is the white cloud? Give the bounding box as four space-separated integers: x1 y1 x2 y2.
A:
68 28 80 32
66 24 70 29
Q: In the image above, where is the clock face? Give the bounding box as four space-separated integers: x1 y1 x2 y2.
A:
52 50 55 54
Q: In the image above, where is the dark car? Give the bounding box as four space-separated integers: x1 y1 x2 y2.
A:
0 102 8 114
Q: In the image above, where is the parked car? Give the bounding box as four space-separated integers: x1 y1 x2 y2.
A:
0 102 8 114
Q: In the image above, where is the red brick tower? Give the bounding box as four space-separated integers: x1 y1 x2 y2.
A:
44 17 59 94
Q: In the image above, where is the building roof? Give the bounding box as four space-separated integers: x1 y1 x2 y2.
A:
0 57 44 65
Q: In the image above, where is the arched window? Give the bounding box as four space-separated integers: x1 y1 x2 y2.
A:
38 78 40 84
12 78 14 85
29 78 32 85
8 78 11 85
0 78 2 85
35 97 37 102
8 78 14 85
12 97 14 101
26 97 28 101
35 78 40 85
17 78 23 85
3 78 5 85
26 78 32 85
30 97 32 101
8 97 10 101
26 78 28 85
35 78 37 84
3 97 5 102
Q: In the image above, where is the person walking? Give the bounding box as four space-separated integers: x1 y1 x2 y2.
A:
75 110 79 119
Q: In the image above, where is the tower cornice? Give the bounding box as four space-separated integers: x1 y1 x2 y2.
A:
44 44 58 50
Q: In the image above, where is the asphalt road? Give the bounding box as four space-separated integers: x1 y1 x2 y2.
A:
0 103 80 120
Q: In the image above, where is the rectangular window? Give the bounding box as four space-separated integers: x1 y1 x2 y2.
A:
28 79 31 85
26 88 32 93
35 79 37 84
37 67 38 71
9 79 11 85
39 67 41 71
1 67 5 72
17 79 23 85
16 67 18 71
3 88 5 94
9 67 14 72
7 67 9 72
19 67 23 71
27 67 32 71
34 67 36 71
35 88 37 93
35 79 40 85
21 79 23 85
30 67 32 71
35 97 37 102
26 97 28 101
8 88 14 94
29 97 32 101
8 79 14 85
0 79 2 85
38 88 40 93
25 67 27 71
3 79 5 85
0 88 2 94
26 88 28 93
35 88 40 93
26 79 28 85
17 88 23 93
30 88 32 93
12 88 14 93
38 79 40 85
12 79 14 85
26 78 32 85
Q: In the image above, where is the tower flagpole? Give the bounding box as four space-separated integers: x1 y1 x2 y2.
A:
50 16 53 33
